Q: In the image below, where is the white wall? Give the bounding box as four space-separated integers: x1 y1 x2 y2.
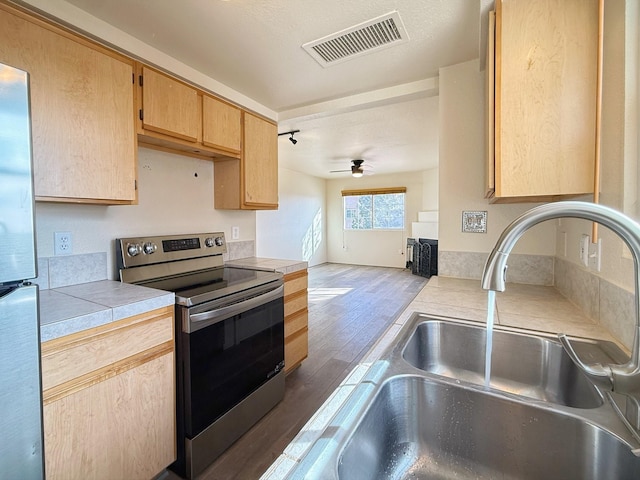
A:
35 148 255 279
256 168 327 266
422 168 439 211
438 59 556 258
326 171 425 268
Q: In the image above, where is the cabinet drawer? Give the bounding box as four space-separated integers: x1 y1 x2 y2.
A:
284 290 307 318
41 306 174 392
284 270 308 296
285 309 308 338
285 327 308 373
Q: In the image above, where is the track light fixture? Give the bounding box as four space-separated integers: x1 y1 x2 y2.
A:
278 129 300 145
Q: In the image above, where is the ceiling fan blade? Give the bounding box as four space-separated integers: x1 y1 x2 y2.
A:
329 169 350 173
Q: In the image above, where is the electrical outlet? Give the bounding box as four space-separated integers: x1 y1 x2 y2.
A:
231 226 240 240
54 231 73 256
589 238 602 272
579 234 589 267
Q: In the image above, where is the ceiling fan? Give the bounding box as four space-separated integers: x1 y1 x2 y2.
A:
329 159 372 178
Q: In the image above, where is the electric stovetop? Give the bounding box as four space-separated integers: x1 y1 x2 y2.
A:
136 266 282 307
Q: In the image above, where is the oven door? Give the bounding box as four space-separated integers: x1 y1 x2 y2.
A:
178 283 284 439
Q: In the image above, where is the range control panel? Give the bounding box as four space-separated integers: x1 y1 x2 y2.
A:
116 232 226 269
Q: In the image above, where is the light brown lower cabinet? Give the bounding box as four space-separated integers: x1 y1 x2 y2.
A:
41 306 176 480
284 270 309 373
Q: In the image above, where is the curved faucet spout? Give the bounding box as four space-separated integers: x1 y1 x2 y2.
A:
481 201 640 401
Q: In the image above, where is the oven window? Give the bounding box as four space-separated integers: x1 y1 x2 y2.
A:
182 297 284 438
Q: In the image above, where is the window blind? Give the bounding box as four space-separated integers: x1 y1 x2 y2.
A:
341 187 407 196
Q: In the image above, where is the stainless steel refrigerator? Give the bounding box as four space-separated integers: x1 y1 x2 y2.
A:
0 62 45 478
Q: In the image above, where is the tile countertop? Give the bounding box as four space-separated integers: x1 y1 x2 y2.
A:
261 276 627 479
39 280 174 343
226 257 308 275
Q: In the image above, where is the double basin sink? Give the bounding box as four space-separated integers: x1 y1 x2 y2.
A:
289 314 640 479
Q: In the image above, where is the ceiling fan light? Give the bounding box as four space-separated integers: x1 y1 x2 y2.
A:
351 161 365 177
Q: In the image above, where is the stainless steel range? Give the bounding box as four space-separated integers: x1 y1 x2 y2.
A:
116 233 285 479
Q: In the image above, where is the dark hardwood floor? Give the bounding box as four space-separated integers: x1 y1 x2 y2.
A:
177 263 428 480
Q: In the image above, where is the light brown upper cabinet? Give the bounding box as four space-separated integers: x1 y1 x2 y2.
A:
140 66 199 142
137 66 241 160
202 95 242 154
0 4 137 204
243 112 278 208
214 112 278 210
487 0 600 203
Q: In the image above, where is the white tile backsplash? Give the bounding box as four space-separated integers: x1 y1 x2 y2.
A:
553 257 634 351
598 278 635 351
438 251 553 285
38 252 108 290
223 240 255 261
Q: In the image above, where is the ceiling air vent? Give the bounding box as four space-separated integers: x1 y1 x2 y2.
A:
302 11 409 67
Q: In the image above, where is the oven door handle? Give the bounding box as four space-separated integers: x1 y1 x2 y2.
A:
188 284 284 328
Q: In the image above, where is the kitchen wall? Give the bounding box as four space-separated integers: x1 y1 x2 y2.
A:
557 0 637 291
256 167 327 267
36 148 256 280
326 171 427 268
435 5 638 350
421 167 439 211
553 0 639 350
437 59 556 282
20 0 279 282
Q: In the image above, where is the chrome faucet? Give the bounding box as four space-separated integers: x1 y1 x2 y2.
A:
481 201 640 437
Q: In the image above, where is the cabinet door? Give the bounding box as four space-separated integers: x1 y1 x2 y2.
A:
44 353 175 480
495 0 598 199
202 95 241 154
243 112 278 208
141 66 200 142
41 307 176 480
0 6 136 203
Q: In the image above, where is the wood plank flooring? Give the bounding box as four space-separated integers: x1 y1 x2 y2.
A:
168 263 428 480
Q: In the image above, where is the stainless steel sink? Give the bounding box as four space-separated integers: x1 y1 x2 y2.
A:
283 314 640 480
338 375 640 480
402 320 604 407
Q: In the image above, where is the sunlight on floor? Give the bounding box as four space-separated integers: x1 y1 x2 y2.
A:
308 287 353 304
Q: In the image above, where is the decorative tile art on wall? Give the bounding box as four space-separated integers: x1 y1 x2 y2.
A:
462 211 487 233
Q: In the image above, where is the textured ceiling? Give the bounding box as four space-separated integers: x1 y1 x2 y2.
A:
51 0 485 178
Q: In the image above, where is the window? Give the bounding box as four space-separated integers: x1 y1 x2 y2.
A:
342 187 406 230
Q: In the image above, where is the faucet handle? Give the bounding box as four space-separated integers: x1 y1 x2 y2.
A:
558 334 614 390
